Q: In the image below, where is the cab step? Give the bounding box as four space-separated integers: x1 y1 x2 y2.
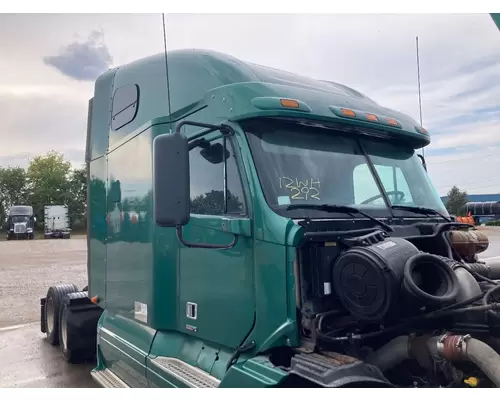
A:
151 357 220 388
91 368 130 388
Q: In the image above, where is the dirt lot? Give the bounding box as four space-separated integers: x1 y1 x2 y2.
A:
0 236 88 328
0 237 95 387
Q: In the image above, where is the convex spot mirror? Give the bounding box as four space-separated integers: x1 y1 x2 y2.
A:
200 142 230 165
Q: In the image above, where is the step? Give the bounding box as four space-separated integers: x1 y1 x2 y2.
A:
150 357 220 388
91 368 130 388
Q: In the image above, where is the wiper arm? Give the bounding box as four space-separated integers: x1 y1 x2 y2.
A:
391 205 451 222
286 203 393 232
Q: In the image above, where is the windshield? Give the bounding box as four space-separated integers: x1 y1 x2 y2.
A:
244 120 448 219
9 206 32 216
11 215 30 223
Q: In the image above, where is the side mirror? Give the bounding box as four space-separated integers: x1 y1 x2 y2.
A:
153 132 190 227
153 120 238 250
34 216 37 223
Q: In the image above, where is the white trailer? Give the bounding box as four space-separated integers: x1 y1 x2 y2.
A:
44 205 71 239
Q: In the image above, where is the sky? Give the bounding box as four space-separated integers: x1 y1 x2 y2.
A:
1 13 499 196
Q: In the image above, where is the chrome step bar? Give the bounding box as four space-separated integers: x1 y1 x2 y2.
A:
91 368 130 388
151 357 220 388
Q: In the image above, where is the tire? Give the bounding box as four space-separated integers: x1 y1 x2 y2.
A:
59 302 81 363
43 284 79 345
59 291 99 364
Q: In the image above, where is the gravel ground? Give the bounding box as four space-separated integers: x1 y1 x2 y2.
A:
0 237 88 328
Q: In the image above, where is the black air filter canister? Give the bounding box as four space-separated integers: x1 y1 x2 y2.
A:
332 237 420 322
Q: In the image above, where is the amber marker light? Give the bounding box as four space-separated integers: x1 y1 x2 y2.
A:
280 99 300 108
340 108 356 117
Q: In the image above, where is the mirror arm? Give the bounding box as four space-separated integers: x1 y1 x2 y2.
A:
417 153 427 172
176 120 235 142
175 226 238 249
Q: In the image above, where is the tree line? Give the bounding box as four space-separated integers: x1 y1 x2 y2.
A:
445 185 469 216
0 151 86 231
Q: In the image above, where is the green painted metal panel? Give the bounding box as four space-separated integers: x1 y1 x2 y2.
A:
105 127 153 316
88 156 107 305
98 310 157 388
89 68 117 160
491 13 500 31
219 357 288 388
178 215 255 348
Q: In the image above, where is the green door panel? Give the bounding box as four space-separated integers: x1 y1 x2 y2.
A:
191 214 252 237
178 214 255 349
98 310 157 388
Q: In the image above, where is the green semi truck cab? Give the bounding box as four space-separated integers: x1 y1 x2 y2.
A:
40 47 500 388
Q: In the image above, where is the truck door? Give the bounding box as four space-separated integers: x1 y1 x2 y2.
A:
178 134 255 350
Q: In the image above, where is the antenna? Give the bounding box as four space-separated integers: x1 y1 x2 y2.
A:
416 36 424 157
161 13 173 134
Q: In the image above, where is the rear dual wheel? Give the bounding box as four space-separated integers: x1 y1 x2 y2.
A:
44 284 78 345
59 303 78 363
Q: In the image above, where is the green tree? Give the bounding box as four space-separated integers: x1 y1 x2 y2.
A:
0 166 29 207
27 151 72 224
445 185 469 215
0 166 29 227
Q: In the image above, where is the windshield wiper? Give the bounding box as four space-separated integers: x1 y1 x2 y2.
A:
390 205 451 222
286 203 394 232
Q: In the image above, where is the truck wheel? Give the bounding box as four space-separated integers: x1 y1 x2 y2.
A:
59 291 100 364
43 284 79 345
59 303 80 363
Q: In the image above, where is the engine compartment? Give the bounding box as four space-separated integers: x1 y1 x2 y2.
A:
290 220 500 388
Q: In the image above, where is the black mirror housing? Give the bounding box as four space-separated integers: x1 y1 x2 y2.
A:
153 132 190 227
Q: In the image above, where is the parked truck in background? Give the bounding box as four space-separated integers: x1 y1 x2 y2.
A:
5 205 36 240
44 205 71 239
40 45 500 388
